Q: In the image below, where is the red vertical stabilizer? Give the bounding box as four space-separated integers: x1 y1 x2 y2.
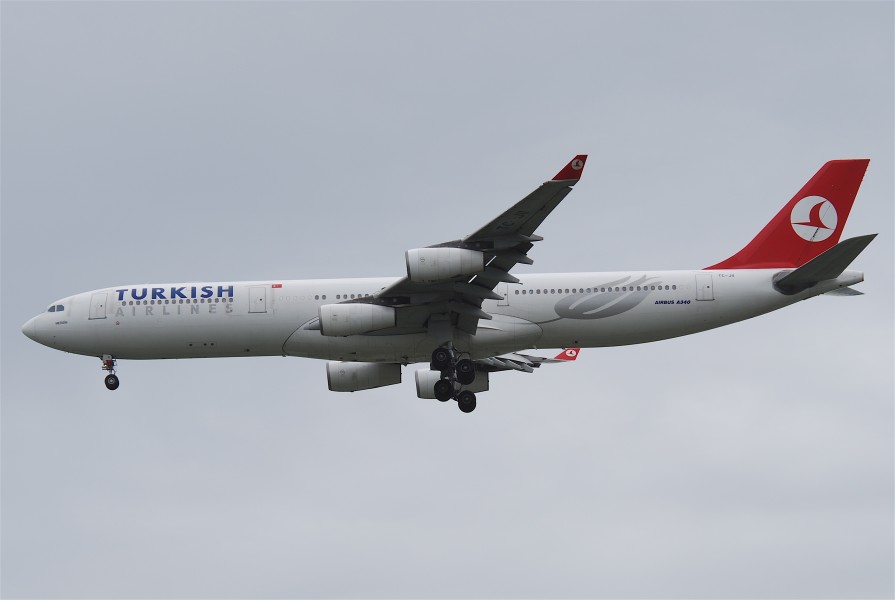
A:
705 159 869 270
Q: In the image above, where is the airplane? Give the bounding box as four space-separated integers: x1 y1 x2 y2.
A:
22 156 876 413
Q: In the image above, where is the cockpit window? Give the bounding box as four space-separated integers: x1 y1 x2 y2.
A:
56 305 64 312
48 305 56 313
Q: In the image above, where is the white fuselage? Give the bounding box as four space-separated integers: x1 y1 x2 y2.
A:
23 269 864 364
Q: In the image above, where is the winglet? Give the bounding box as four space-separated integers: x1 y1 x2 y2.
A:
552 155 588 181
553 348 580 361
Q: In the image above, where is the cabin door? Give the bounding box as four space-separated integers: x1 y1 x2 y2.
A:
89 292 108 319
695 273 715 301
249 287 267 313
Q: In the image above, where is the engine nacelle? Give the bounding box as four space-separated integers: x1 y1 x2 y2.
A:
327 362 402 392
405 247 485 283
319 303 395 337
415 369 489 399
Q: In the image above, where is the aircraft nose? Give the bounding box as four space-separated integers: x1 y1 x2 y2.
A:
22 316 39 342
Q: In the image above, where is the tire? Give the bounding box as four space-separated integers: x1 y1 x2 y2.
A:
457 390 476 413
104 374 120 391
455 359 475 385
431 347 452 371
433 379 453 402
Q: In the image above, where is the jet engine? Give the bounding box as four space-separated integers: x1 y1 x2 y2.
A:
326 362 401 392
415 369 489 399
319 303 395 337
405 248 485 283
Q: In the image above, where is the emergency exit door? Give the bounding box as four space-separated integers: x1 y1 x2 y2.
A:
497 282 510 306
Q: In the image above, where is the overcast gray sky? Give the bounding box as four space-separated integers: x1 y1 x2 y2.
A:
2 2 893 598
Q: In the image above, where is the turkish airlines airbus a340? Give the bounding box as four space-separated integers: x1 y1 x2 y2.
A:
22 156 875 413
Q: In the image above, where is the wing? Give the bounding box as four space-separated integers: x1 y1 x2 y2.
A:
368 155 588 335
475 348 581 373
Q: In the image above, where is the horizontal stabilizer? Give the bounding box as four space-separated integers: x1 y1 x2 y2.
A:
775 234 876 294
824 287 864 297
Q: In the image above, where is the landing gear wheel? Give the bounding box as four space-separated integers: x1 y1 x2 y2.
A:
104 374 120 391
101 355 119 390
455 359 476 385
431 347 452 371
457 390 476 413
433 379 453 402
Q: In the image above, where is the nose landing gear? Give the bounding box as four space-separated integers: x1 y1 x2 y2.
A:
104 374 120 390
101 355 119 390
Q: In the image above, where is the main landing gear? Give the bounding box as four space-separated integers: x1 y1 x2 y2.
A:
431 347 477 413
102 355 119 390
